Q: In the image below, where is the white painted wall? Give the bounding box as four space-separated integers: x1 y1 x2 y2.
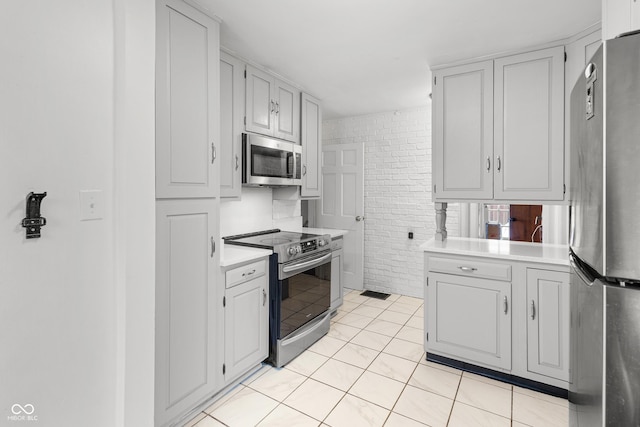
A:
220 188 274 236
323 106 459 297
0 1 156 426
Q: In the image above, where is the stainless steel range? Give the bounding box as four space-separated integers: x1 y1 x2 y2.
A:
223 229 332 367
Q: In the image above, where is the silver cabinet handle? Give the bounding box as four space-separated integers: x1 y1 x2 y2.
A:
531 300 536 320
235 155 239 171
497 155 501 172
275 102 279 114
210 237 215 257
458 266 477 273
356 216 364 222
503 296 508 314
486 156 491 172
270 100 275 113
263 289 267 306
242 269 256 277
303 165 307 176
211 143 216 164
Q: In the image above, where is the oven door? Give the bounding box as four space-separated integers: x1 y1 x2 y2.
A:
277 251 331 339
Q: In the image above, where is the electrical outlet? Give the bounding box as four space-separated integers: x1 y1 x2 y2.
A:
80 190 104 221
408 231 414 239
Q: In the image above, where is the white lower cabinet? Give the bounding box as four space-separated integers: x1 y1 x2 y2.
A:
526 268 570 381
223 258 269 384
330 237 344 312
425 252 570 388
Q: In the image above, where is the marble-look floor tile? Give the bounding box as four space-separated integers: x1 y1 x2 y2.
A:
240 364 271 386
182 412 207 427
408 363 461 399
327 322 361 341
364 318 403 337
348 371 405 409
335 312 374 329
395 325 423 345
283 378 345 421
420 360 462 375
513 385 569 407
350 330 393 352
396 295 423 307
338 300 360 313
384 412 429 427
256 404 320 427
324 394 389 427
393 385 453 427
285 350 328 377
382 337 424 362
405 315 424 330
456 376 512 418
310 358 364 391
308 335 347 357
206 386 278 426
367 352 418 383
387 301 420 315
331 310 347 323
362 298 394 310
376 309 412 325
385 293 401 302
448 401 511 427
512 391 569 427
247 366 307 402
332 342 379 369
350 304 385 318
343 292 370 304
413 306 424 318
192 415 226 427
462 371 513 390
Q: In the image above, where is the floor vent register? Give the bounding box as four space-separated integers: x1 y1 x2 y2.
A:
360 290 391 300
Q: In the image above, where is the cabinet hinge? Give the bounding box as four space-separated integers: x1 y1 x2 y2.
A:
223 296 226 307
244 116 246 126
426 277 429 286
433 185 436 193
244 69 246 79
434 76 436 85
564 184 566 194
222 364 226 375
564 52 567 62
426 332 429 342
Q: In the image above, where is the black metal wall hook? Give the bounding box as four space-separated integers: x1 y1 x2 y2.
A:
21 192 47 239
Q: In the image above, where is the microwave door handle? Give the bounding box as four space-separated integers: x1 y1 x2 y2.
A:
286 152 293 178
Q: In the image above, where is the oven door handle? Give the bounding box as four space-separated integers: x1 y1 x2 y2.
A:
282 253 332 274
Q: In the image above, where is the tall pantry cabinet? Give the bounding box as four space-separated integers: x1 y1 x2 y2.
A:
155 1 221 426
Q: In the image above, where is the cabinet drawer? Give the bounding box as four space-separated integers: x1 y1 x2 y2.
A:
429 257 511 282
226 260 266 288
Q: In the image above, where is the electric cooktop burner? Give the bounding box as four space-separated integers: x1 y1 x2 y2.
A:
223 229 331 262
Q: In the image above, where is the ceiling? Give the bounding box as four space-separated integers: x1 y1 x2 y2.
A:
195 0 601 119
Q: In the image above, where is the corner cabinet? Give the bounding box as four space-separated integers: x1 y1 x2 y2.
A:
220 52 244 199
301 93 322 198
245 65 300 143
223 258 269 383
424 250 570 390
432 46 565 203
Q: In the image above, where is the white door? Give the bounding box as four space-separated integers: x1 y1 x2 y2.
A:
317 143 364 290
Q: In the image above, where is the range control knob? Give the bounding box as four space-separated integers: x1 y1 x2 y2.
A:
296 246 302 253
287 247 297 256
318 239 326 247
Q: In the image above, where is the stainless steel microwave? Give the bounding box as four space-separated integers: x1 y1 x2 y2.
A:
242 133 302 186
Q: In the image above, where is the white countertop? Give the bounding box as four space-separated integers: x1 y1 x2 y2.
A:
300 227 348 239
220 245 272 268
420 237 569 266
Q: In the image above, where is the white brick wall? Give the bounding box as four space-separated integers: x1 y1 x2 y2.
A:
323 105 459 298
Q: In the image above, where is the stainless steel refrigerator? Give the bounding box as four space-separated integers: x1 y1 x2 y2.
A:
569 30 640 426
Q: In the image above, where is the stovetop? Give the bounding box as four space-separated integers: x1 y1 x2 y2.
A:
223 229 331 262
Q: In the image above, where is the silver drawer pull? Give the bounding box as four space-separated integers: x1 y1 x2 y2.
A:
242 269 256 277
458 266 477 272
263 289 267 306
531 300 536 320
503 296 508 314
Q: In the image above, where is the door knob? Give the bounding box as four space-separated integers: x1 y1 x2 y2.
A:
355 216 364 222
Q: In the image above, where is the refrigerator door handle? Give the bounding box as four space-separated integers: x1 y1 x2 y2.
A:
570 255 595 286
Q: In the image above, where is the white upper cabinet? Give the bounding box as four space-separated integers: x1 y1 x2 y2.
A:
220 52 244 199
245 65 300 143
603 0 640 40
432 46 565 203
156 0 219 199
300 93 322 198
494 46 565 201
433 61 494 200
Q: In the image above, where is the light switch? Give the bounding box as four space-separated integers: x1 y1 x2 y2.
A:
80 190 104 221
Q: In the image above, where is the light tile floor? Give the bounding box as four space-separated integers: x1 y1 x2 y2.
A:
184 290 569 427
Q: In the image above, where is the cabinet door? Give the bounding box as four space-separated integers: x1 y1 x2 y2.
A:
603 0 640 39
220 52 244 199
156 0 220 199
526 268 570 381
155 199 220 426
494 46 564 201
301 93 322 198
330 248 344 311
224 274 268 382
274 80 301 143
427 272 511 370
245 65 275 136
433 61 494 200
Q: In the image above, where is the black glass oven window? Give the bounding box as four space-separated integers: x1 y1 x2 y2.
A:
279 263 331 339
251 145 292 178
